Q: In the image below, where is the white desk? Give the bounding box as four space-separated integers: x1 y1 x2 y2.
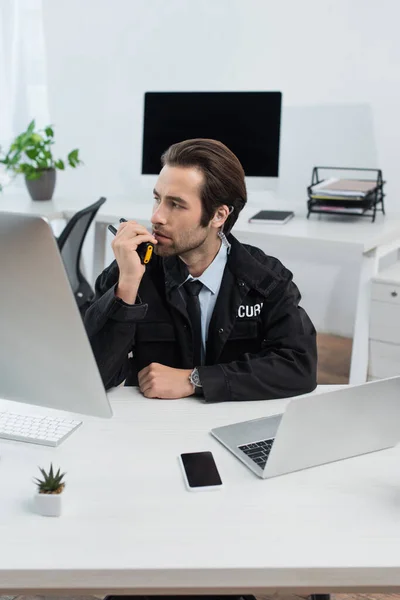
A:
0 193 84 221
3 192 400 385
1 385 400 595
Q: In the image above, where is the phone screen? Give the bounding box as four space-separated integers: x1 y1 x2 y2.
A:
180 451 222 488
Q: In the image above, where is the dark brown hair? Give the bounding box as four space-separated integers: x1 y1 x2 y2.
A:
161 138 247 234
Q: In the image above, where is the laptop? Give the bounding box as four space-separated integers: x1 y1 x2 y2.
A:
211 376 400 478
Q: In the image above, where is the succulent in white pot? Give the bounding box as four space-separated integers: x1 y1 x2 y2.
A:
33 463 66 517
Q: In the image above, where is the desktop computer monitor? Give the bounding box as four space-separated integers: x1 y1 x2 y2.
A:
0 212 112 418
141 91 282 189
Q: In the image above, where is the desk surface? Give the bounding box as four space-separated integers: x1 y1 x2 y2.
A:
1 385 400 594
2 191 400 253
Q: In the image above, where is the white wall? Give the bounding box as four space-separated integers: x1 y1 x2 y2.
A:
41 0 400 336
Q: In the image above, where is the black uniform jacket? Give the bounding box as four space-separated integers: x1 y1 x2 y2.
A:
84 235 317 402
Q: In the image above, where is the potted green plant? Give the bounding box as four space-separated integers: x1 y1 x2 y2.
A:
33 463 66 517
0 120 82 200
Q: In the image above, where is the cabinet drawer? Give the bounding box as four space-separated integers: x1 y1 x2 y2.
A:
370 301 400 344
369 340 400 379
371 282 400 305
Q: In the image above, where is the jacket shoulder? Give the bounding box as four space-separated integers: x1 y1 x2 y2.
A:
240 242 293 282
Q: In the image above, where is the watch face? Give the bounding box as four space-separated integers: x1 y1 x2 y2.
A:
191 369 201 387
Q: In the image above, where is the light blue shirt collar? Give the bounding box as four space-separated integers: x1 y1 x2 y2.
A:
183 241 228 294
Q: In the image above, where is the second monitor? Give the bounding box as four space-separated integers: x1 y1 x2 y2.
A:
142 91 282 178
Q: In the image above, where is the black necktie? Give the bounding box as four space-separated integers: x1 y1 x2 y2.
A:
183 280 203 367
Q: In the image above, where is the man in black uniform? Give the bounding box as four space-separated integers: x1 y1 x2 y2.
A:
85 138 317 401
86 140 320 600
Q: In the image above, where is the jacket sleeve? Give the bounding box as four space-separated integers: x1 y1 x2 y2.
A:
198 279 317 402
84 261 148 389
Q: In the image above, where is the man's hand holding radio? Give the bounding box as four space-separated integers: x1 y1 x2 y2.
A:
112 220 157 305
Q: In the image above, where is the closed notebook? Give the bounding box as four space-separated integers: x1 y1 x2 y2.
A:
249 210 294 224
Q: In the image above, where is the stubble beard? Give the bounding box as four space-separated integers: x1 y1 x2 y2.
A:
154 226 209 257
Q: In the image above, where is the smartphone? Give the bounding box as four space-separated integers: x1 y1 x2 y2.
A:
107 218 154 264
179 451 223 492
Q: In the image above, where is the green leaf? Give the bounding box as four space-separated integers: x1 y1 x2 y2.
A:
44 126 54 138
30 133 43 144
26 170 43 180
39 467 48 479
9 150 23 164
54 159 65 170
25 148 39 160
67 148 81 168
27 120 36 134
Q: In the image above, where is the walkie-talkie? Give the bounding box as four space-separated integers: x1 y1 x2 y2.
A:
107 218 154 265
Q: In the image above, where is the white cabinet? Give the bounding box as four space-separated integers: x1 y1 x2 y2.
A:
369 262 400 380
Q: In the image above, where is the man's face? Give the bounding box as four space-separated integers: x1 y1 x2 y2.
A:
151 165 211 257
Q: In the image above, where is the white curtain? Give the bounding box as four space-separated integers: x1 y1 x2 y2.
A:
0 0 49 186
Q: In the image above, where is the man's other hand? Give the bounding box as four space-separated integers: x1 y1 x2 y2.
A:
138 363 195 399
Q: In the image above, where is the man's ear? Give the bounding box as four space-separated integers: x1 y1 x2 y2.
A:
211 205 231 226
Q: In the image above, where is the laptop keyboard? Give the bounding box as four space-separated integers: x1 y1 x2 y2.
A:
238 438 275 468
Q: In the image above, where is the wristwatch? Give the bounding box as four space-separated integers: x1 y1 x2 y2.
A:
189 367 203 394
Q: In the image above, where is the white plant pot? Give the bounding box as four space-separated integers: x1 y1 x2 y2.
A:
34 492 63 517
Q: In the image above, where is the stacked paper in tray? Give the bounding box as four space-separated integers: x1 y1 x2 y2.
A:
310 177 377 201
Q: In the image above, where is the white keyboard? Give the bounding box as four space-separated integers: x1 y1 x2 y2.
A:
0 411 82 446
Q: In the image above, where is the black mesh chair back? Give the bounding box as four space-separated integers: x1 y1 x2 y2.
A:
57 197 106 313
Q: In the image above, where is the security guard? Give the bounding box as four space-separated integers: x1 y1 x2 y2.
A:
85 138 317 402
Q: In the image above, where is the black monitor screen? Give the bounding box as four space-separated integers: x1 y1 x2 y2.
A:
141 91 282 176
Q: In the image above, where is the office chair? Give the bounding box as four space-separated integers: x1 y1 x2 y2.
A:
57 196 106 315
